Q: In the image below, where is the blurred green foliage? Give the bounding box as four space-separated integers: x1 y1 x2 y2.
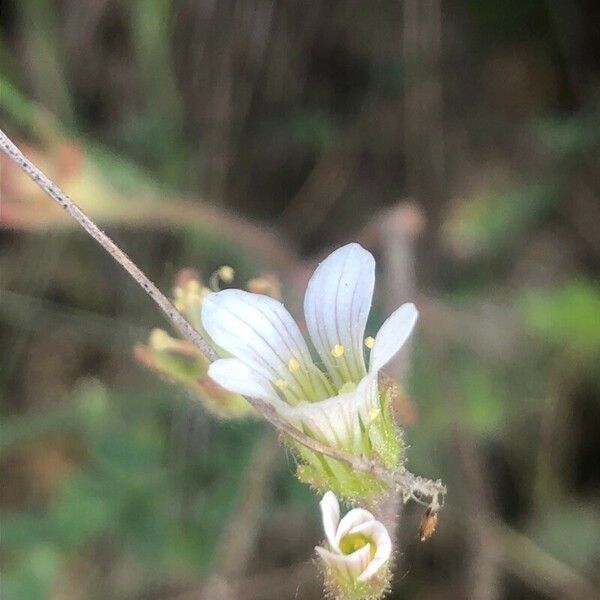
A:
523 279 600 354
1 382 267 598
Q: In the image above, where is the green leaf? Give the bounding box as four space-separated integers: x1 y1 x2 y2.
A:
522 279 600 354
462 366 505 436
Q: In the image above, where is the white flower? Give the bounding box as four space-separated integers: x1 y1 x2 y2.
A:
316 491 392 585
201 242 418 454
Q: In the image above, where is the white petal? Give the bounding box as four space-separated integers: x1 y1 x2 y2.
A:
369 303 418 373
285 375 378 454
316 544 372 581
319 492 340 550
335 508 375 547
202 289 328 402
207 358 288 412
351 521 392 581
304 243 374 386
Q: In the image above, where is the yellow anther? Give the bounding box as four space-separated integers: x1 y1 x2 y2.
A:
218 265 235 283
364 336 375 349
275 378 288 389
288 357 300 372
331 344 345 358
174 298 185 312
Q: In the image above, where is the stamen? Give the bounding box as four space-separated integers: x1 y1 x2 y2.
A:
218 265 235 283
331 344 345 358
274 378 304 405
364 336 375 349
288 357 300 372
209 265 236 291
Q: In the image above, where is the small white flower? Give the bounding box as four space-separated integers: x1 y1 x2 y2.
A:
201 243 417 451
316 491 392 587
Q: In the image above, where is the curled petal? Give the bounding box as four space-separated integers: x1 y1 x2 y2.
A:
369 303 418 373
202 289 328 402
320 492 341 551
316 491 393 592
335 508 376 547
207 358 288 412
304 243 374 386
316 544 373 581
350 521 392 581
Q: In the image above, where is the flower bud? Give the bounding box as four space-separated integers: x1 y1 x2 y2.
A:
135 270 253 419
316 491 392 600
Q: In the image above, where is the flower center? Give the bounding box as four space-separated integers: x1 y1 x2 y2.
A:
338 381 357 395
339 533 374 557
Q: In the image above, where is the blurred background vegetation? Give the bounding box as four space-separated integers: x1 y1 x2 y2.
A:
1 1 599 598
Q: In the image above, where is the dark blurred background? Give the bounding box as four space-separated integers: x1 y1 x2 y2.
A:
1 1 599 598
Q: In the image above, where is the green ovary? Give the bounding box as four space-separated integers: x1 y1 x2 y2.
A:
339 533 375 558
